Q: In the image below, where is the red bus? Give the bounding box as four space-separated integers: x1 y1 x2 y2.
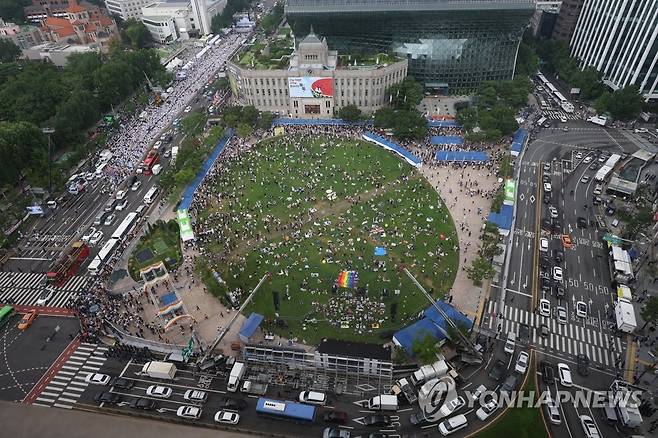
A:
143 149 160 175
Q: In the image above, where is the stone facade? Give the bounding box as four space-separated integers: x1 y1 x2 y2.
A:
227 31 407 119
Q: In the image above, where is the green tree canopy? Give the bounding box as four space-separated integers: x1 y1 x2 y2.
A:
641 297 658 330
0 39 20 63
182 112 207 136
121 18 151 49
411 333 439 365
236 122 253 138
0 0 31 23
211 0 254 32
0 121 46 186
338 104 362 122
388 77 423 110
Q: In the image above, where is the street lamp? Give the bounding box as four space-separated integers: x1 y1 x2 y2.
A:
42 127 55 194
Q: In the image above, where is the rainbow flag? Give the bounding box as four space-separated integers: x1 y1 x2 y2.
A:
336 270 359 288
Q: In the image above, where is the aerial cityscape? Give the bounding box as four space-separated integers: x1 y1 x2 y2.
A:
1 0 657 437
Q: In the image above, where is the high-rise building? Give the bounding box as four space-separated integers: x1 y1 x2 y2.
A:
531 1 562 38
551 0 584 42
104 0 153 21
570 0 658 100
285 0 535 94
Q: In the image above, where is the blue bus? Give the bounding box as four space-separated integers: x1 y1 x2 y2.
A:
255 398 316 423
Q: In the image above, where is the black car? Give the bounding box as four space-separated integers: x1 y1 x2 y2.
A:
541 219 553 232
593 196 602 206
488 359 507 381
111 377 134 390
540 361 555 384
323 410 348 424
221 397 248 411
519 324 530 343
577 354 590 376
542 174 551 183
363 414 391 427
131 397 156 410
555 285 566 299
543 194 551 204
541 277 552 291
552 249 564 263
551 219 562 233
501 375 518 393
94 391 121 405
577 217 588 229
540 255 550 270
409 410 429 426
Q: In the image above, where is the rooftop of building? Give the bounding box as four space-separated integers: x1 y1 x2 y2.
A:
285 0 536 14
317 338 392 361
232 27 402 71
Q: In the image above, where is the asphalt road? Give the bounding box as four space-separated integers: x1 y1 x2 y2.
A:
488 119 647 438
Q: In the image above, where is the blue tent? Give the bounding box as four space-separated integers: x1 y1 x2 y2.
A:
374 247 387 256
239 313 264 343
393 301 473 355
488 204 513 231
435 151 488 162
510 128 528 157
362 132 422 167
431 135 464 145
272 118 372 126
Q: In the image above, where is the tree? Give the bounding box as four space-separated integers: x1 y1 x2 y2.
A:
0 121 46 186
608 85 644 121
181 112 206 136
0 39 20 63
0 0 31 23
388 77 423 110
93 60 138 107
456 107 478 132
236 122 253 138
411 333 440 365
257 111 275 130
338 104 362 122
392 109 428 140
374 107 396 127
259 2 283 33
222 106 244 128
466 257 495 286
640 297 658 330
122 18 151 49
241 105 259 126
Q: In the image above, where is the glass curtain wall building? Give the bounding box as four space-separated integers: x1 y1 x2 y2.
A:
285 0 535 94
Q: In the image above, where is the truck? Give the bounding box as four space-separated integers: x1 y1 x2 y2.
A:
141 361 177 380
241 380 268 395
391 378 417 404
46 241 90 287
410 359 449 386
615 299 637 333
227 361 246 392
367 394 398 411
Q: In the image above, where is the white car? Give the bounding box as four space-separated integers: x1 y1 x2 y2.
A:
36 288 54 306
131 181 142 191
115 199 129 211
85 373 111 385
177 405 202 419
543 182 552 193
556 306 567 324
154 140 163 150
576 301 588 318
580 176 590 184
575 151 583 159
88 230 103 245
579 415 601 438
476 398 499 421
552 266 563 282
81 227 97 243
104 214 116 226
184 106 192 113
214 410 240 424
539 299 551 317
540 237 549 252
115 190 127 200
560 116 567 123
583 156 593 164
439 396 466 417
557 363 573 387
515 351 530 374
438 414 468 436
548 206 558 218
184 389 208 403
146 385 173 399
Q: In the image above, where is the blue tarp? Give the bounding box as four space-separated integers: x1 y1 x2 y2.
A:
178 129 233 211
431 135 464 145
393 301 473 355
374 247 387 256
362 132 422 167
435 151 489 162
160 292 178 306
272 118 373 126
488 203 514 231
510 128 528 156
239 312 264 342
428 120 462 128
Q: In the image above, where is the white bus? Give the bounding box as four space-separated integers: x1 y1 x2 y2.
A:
87 237 119 276
144 186 159 204
111 212 138 240
536 116 547 127
171 146 179 165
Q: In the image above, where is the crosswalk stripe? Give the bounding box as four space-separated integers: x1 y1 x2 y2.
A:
616 337 622 352
62 391 81 398
58 371 76 376
586 329 591 344
66 386 85 392
36 397 56 403
61 365 79 371
53 403 73 409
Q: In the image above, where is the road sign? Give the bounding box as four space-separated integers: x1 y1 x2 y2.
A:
182 337 194 361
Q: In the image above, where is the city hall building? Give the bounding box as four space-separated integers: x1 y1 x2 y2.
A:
226 30 408 118
285 0 535 94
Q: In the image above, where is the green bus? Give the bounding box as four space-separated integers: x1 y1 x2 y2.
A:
0 305 14 328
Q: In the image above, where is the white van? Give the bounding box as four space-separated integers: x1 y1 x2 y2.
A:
504 332 516 354
298 391 327 406
438 414 468 436
144 186 159 204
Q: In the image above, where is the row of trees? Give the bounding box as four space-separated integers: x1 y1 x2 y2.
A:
466 222 501 285
259 2 284 34
0 43 170 187
222 105 274 137
211 0 254 33
536 39 644 120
